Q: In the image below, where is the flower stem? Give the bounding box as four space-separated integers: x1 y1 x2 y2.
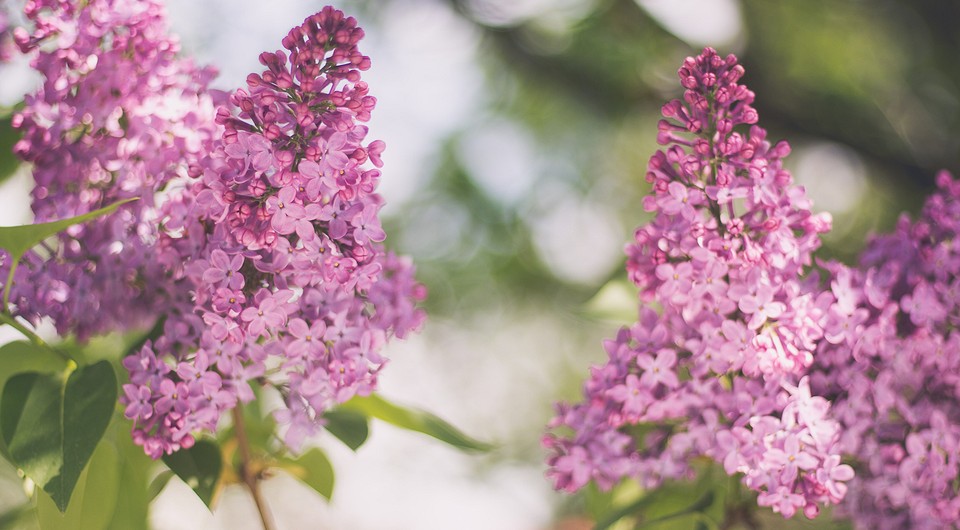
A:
0 311 75 364
231 406 276 530
2 260 17 311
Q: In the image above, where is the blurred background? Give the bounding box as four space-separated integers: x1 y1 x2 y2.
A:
1 0 959 528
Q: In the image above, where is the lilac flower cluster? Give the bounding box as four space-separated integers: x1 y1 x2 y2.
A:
4 0 220 339
809 171 960 528
544 48 851 519
120 7 425 458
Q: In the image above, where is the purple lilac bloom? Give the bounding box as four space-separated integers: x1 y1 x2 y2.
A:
809 171 960 529
120 7 426 458
3 0 221 339
544 48 849 519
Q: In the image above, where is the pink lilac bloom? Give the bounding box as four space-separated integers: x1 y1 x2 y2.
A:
120 7 425 458
2 0 221 339
809 171 960 529
544 48 850 519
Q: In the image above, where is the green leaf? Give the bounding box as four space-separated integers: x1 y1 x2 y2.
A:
0 198 137 262
593 490 661 530
28 412 153 530
0 341 69 384
0 341 68 458
338 394 492 452
147 470 174 501
161 439 222 509
103 418 151 530
35 438 120 530
0 361 116 512
322 409 369 451
280 448 334 500
634 491 714 529
0 117 20 186
584 479 644 524
594 486 719 530
0 198 137 308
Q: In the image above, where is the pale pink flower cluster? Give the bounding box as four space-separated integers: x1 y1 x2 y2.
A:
810 171 960 529
544 48 851 519
3 1 423 459
5 0 221 339
120 7 426 457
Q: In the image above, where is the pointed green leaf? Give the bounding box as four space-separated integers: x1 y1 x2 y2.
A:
35 439 120 530
0 198 137 263
0 373 60 478
161 439 222 508
0 198 137 308
0 361 116 512
24 413 153 530
338 394 492 452
147 470 175 502
60 362 118 510
103 418 152 530
0 341 67 461
37 412 153 530
280 448 334 500
322 409 369 451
